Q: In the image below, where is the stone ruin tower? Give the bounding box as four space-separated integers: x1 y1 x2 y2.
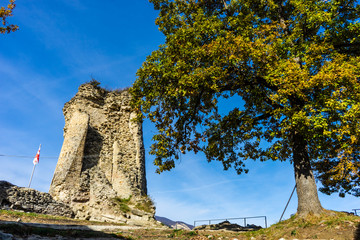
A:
49 82 154 224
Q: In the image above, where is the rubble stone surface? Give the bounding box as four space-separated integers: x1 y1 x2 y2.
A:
0 181 74 218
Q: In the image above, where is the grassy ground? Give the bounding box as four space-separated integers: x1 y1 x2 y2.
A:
0 209 359 239
244 210 360 239
0 209 125 226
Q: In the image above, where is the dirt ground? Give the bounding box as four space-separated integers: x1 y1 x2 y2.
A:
0 210 359 239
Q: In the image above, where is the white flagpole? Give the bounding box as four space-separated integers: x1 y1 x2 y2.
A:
28 164 36 188
28 144 41 188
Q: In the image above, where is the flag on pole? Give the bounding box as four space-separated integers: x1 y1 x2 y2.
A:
29 144 41 188
33 144 41 165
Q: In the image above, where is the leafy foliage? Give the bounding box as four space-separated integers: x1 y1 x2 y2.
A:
135 195 155 213
113 195 155 214
113 196 132 213
131 0 360 197
0 0 18 34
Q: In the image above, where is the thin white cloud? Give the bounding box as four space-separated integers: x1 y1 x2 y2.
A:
0 58 65 115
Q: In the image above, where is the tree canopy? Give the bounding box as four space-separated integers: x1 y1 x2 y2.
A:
0 0 18 34
131 0 360 213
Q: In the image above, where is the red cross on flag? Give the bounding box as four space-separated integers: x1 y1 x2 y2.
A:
33 144 41 165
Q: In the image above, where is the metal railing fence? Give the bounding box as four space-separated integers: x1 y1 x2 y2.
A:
353 209 360 216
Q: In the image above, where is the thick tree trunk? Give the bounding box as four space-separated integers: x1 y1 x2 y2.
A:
292 131 323 217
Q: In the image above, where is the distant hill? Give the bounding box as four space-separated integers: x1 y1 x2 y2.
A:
155 216 194 230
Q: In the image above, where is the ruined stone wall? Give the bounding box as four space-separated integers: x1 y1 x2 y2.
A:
49 83 153 224
0 181 74 218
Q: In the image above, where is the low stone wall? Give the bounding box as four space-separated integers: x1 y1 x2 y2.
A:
0 181 74 218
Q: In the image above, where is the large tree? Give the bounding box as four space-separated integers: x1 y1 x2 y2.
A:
131 0 360 216
0 0 18 34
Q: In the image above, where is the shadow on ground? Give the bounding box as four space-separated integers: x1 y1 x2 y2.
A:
355 223 360 240
0 221 128 239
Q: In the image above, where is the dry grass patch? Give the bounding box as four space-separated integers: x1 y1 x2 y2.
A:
245 210 360 239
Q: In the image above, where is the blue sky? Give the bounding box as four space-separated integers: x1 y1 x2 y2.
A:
0 0 358 227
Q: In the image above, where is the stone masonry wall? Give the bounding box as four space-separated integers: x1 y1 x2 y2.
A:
49 82 153 224
0 181 74 218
